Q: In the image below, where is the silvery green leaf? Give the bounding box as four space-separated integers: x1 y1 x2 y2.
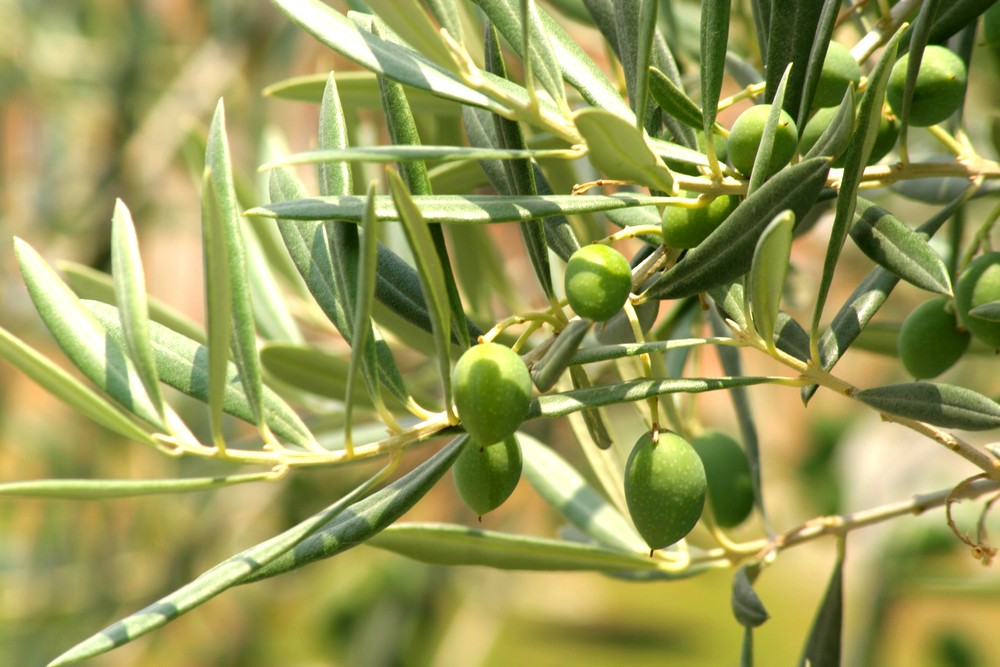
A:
520 434 645 551
746 64 792 196
649 66 710 132
47 457 398 666
732 566 769 628
849 198 952 296
88 301 317 449
749 210 795 347
855 382 1000 431
574 108 675 193
762 0 825 119
969 300 1000 321
263 71 461 116
803 88 856 161
794 0 844 130
249 193 675 224
110 200 166 419
0 326 157 447
364 0 462 74
367 523 664 572
700 0 731 166
0 472 274 500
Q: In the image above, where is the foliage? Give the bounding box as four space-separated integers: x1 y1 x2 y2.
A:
4 0 1000 664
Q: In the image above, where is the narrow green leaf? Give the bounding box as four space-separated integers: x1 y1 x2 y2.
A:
109 199 166 421
87 302 317 449
763 0 824 117
799 556 844 667
0 472 274 500
794 0 845 130
364 0 461 74
531 319 592 392
424 0 462 43
0 326 158 446
749 210 795 348
643 158 830 301
262 145 573 170
204 100 267 442
388 169 453 404
649 66 712 132
260 343 371 404
241 437 465 584
854 382 1000 431
240 219 304 343
473 0 568 109
47 458 397 667
747 64 792 196
345 183 381 442
574 108 675 193
929 0 1000 43
264 71 462 115
368 522 666 572
568 365 614 449
803 89 856 161
732 566 769 628
531 376 778 418
250 192 676 224
700 0 731 171
520 434 645 551
849 198 952 296
810 26 904 347
14 239 190 439
59 261 207 344
632 0 658 131
897 0 943 139
270 0 501 113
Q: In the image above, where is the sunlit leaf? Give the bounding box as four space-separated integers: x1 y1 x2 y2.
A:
0 472 274 500
574 108 675 193
700 0 731 170
364 0 461 75
798 555 844 667
749 210 795 348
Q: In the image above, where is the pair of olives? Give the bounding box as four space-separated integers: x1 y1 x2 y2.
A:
624 430 755 551
898 253 1000 379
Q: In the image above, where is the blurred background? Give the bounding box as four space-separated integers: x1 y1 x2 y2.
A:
1 1 999 665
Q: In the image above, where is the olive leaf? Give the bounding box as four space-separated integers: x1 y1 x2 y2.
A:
367 523 664 572
969 300 1000 321
531 318 592 391
793 0 843 130
732 566 769 628
0 472 275 500
749 210 796 349
574 108 676 193
849 198 952 296
87 301 318 448
649 66 715 133
803 89 856 161
643 158 830 301
264 71 462 115
47 456 400 667
762 0 827 119
798 555 844 667
364 0 462 75
747 64 792 196
700 0 731 170
854 382 1000 431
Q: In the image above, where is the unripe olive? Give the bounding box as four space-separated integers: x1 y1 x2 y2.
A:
798 106 899 166
564 244 633 322
955 252 1000 350
813 42 861 108
798 107 845 161
690 431 755 529
886 45 968 127
624 430 707 551
452 342 532 445
727 105 799 178
897 297 970 379
661 194 740 249
453 435 522 517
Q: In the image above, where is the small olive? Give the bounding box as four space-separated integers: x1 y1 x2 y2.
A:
453 435 523 517
897 297 970 379
955 252 1000 350
452 342 532 445
886 45 967 127
564 244 633 322
727 105 799 178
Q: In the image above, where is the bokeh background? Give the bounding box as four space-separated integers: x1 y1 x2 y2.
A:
2 1 1000 665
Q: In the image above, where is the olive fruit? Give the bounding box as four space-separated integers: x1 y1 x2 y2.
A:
813 42 861 108
798 105 899 166
897 297 970 379
727 104 798 178
453 435 523 517
452 342 532 445
564 244 633 322
624 430 707 551
955 252 1000 350
886 45 967 127
691 431 755 529
797 107 846 162
661 194 739 249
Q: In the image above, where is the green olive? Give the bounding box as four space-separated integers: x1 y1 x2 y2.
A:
813 42 861 108
661 194 740 249
897 297 970 379
690 431 755 529
798 105 899 166
564 244 633 322
955 252 1000 350
886 45 968 127
624 430 706 551
453 435 523 517
727 104 799 178
452 342 532 445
